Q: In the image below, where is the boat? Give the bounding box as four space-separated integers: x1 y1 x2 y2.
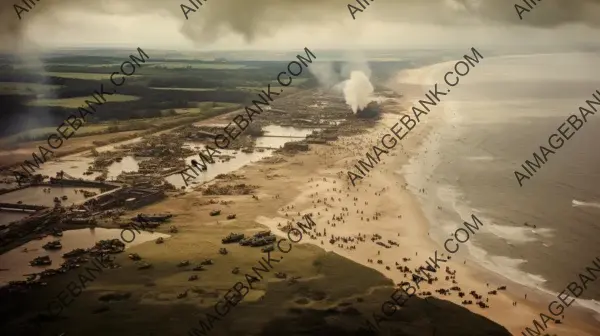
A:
222 232 245 244
261 245 274 253
94 239 125 253
42 240 62 250
51 228 63 237
128 253 142 261
68 217 96 225
253 230 271 238
131 213 173 222
63 248 87 258
30 256 52 266
250 238 270 247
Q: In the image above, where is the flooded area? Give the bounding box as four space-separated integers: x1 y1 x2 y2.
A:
0 125 319 223
0 186 102 208
0 227 169 285
106 156 143 180
165 146 274 188
11 126 318 191
165 125 319 189
0 185 103 226
37 156 100 180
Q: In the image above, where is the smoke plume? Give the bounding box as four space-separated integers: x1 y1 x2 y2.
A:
343 71 375 114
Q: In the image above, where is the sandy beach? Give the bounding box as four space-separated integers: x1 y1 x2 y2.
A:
249 63 600 335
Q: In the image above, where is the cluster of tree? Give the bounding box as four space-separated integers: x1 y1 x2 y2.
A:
0 59 318 139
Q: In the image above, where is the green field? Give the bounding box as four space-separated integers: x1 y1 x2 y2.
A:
276 77 308 85
160 102 240 116
4 101 241 144
45 72 141 80
149 62 257 70
27 94 140 108
0 82 63 95
150 87 217 92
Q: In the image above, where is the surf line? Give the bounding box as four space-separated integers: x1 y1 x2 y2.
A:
520 256 600 336
513 89 600 187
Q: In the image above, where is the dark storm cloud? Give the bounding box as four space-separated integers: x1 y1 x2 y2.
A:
1 0 599 48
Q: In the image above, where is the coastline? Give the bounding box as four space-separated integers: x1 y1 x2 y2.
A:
254 62 599 335
395 59 600 331
3 62 598 336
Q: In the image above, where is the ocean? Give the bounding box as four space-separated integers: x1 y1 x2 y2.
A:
398 52 600 320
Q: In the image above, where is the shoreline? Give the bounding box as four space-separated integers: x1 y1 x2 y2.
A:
395 60 600 327
251 64 599 335
1 62 598 335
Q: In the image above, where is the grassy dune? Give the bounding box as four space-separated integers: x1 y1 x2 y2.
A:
161 102 240 116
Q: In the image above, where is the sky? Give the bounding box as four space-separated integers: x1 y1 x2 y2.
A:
2 0 600 52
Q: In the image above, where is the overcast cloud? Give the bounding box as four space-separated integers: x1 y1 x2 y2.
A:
2 0 599 52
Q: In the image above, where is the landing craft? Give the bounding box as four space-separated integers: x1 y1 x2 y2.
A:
63 248 87 258
132 213 172 222
254 230 271 238
30 256 52 266
222 233 244 244
42 240 62 250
